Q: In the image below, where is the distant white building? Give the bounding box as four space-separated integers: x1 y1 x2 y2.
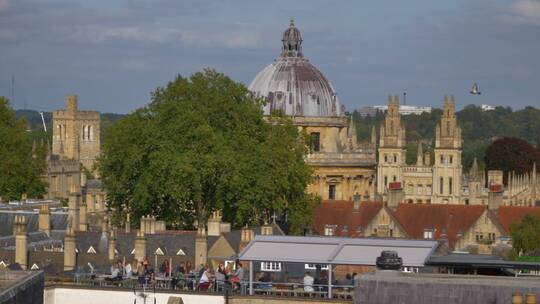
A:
480 104 495 111
359 105 432 117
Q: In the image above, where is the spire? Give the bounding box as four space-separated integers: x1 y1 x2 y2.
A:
469 158 480 181
416 142 424 166
371 126 377 146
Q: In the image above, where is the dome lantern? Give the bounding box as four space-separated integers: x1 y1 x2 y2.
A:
281 18 303 58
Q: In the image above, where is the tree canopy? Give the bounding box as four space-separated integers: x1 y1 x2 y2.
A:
0 97 47 201
99 69 317 234
484 137 540 185
510 214 540 256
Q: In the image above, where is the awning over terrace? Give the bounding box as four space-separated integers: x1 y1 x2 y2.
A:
238 235 439 267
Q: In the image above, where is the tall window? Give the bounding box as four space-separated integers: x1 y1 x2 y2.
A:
310 132 320 152
449 155 453 164
328 184 336 200
384 154 388 162
393 154 397 163
384 176 388 187
392 175 397 182
440 177 444 195
449 177 453 195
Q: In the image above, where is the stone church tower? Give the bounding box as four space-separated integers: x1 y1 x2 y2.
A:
377 95 406 194
432 96 462 203
52 95 100 172
48 95 101 199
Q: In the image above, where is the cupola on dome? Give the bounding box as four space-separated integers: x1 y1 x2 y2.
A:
249 19 344 117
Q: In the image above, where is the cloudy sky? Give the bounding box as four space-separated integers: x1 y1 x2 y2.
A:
0 0 539 113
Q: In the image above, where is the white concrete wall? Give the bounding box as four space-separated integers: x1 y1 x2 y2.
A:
45 287 224 304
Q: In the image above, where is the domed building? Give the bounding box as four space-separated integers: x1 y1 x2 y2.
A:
249 20 377 202
249 19 344 117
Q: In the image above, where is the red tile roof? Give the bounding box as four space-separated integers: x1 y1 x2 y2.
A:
313 200 383 237
496 206 540 234
392 204 487 249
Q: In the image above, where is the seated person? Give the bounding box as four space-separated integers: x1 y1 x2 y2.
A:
198 266 211 291
303 272 314 292
257 272 272 290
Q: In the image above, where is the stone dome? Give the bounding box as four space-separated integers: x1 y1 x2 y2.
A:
249 19 344 117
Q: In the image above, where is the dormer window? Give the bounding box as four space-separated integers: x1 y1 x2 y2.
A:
87 246 97 254
423 229 434 239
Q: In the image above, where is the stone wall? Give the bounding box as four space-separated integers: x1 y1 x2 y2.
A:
355 271 540 304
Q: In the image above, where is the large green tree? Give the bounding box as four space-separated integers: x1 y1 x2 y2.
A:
0 97 47 201
99 70 317 234
510 214 540 256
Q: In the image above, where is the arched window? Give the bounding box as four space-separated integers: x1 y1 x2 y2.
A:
440 177 444 195
449 177 453 195
89 125 94 141
384 154 388 163
393 154 397 163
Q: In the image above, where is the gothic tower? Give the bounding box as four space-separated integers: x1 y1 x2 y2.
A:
377 95 406 194
433 96 462 203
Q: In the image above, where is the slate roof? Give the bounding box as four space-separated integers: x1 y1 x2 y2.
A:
0 211 68 237
496 206 540 234
392 204 487 249
313 200 383 237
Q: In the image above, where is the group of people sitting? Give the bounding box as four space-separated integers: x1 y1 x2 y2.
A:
195 261 244 291
107 257 245 292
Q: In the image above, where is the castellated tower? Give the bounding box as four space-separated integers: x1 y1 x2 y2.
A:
52 94 101 173
377 95 406 194
432 95 462 203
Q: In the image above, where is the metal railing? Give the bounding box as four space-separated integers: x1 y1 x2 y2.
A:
66 272 354 300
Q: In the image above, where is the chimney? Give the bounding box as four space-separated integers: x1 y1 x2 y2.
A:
195 227 207 267
150 216 156 234
134 229 146 263
108 228 116 262
353 193 361 211
220 222 231 233
488 184 504 211
14 215 28 270
261 221 273 236
39 204 51 236
155 220 166 232
207 210 222 236
487 170 503 186
79 199 88 232
239 227 255 252
387 182 404 209
125 213 131 234
63 225 77 271
68 193 80 232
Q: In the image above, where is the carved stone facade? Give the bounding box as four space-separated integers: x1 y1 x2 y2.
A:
301 115 377 201
377 95 463 204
